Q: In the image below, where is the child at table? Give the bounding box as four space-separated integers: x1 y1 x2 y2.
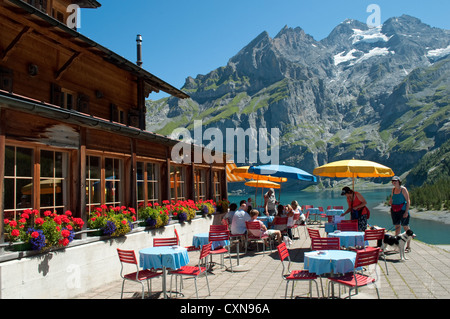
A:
249 209 282 245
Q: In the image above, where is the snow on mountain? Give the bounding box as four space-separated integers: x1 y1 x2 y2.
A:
351 26 392 45
427 45 450 59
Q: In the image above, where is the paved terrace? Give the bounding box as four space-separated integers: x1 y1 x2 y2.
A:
73 224 450 300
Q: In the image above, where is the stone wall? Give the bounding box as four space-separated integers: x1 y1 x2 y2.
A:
0 217 213 299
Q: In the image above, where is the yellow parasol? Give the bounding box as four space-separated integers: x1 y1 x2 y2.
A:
244 180 281 189
313 159 394 190
244 180 281 208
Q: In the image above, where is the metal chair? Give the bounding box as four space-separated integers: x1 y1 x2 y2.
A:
307 228 321 239
277 242 320 299
337 221 358 232
289 213 301 239
327 247 381 299
245 221 272 254
153 237 179 247
311 237 341 251
273 216 288 236
116 248 162 299
210 224 228 231
169 242 212 298
209 230 233 272
364 228 389 275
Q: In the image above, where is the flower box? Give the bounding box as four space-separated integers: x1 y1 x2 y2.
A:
11 242 32 251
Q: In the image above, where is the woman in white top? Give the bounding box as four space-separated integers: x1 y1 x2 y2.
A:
292 200 305 223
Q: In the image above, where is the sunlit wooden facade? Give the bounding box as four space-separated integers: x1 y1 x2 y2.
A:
0 0 227 244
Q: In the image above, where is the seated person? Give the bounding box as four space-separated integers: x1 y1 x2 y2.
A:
291 200 305 225
230 200 251 235
249 209 282 245
222 203 238 226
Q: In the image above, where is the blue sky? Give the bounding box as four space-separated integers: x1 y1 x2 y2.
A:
79 0 450 99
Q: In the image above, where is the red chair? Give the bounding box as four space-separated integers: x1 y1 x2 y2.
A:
174 228 180 245
273 216 288 236
153 237 179 247
337 221 358 232
289 213 301 239
318 207 326 222
327 215 334 223
209 230 233 272
175 228 200 251
311 237 340 251
210 224 228 231
277 242 319 299
336 220 358 231
245 221 272 254
327 247 381 299
333 206 344 209
169 242 212 299
116 249 162 299
298 211 310 237
307 228 321 239
364 228 388 275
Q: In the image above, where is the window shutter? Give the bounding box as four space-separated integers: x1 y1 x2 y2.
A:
50 83 63 107
0 67 13 93
110 103 118 122
77 93 90 114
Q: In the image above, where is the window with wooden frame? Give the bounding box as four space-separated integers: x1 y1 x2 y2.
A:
110 104 127 125
39 149 68 215
104 157 122 207
170 165 185 202
85 155 101 213
3 145 69 220
27 0 48 13
3 145 33 220
136 161 160 208
85 155 123 214
194 168 206 202
213 170 222 203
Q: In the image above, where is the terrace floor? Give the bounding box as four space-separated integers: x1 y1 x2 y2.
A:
73 223 450 300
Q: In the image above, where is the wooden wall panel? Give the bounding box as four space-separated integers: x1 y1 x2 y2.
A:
85 128 131 155
135 140 169 160
0 15 138 124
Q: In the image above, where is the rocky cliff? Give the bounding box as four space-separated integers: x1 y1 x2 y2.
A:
146 15 450 188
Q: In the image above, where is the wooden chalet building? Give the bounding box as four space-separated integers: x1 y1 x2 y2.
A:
0 0 228 245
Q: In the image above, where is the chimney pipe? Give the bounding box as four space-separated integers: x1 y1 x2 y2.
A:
136 34 143 67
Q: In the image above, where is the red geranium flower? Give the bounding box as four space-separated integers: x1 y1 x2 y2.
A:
11 229 20 237
31 231 40 239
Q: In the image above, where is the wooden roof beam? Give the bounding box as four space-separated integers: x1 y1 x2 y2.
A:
1 26 32 62
55 51 82 81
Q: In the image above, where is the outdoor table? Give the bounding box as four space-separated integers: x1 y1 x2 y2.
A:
326 209 344 216
306 208 321 223
328 231 367 249
193 232 230 250
139 246 189 299
304 249 358 298
304 250 357 276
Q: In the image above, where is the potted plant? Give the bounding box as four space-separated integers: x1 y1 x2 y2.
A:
3 209 84 251
138 203 169 228
87 205 136 237
216 198 229 213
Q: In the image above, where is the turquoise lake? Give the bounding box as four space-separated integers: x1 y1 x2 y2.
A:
229 188 450 245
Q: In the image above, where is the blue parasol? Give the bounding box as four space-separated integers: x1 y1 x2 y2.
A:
248 164 317 182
